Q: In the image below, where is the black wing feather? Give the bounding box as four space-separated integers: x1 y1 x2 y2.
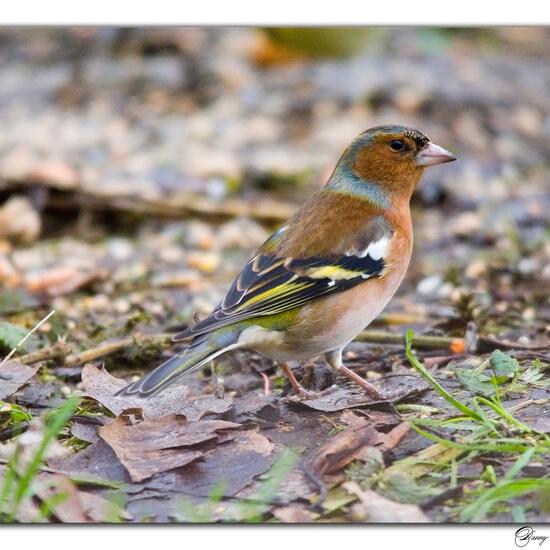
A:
173 249 386 341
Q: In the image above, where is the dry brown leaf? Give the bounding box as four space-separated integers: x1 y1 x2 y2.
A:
81 364 233 421
175 429 275 497
0 417 69 473
79 491 133 522
306 413 386 478
25 267 106 297
48 439 134 485
98 414 241 482
286 380 426 412
272 504 314 523
70 419 105 444
345 481 430 523
180 394 234 421
0 360 40 399
303 412 409 503
34 474 90 523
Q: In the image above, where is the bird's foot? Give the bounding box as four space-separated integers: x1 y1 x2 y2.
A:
277 361 309 395
337 365 417 402
278 361 335 398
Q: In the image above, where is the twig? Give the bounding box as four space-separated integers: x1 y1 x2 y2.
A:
373 312 429 326
64 333 172 367
0 422 30 442
356 330 463 351
51 192 297 224
420 484 465 511
0 310 56 368
16 341 72 365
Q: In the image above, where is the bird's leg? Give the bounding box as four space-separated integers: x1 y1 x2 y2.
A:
209 360 224 399
277 361 308 395
324 349 408 401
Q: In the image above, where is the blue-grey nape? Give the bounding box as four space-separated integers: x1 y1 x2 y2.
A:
325 160 391 208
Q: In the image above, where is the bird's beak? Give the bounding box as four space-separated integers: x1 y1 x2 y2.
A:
416 142 456 167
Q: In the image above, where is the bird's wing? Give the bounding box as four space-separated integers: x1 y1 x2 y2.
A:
173 221 394 341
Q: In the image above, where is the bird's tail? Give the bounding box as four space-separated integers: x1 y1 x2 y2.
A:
115 330 239 398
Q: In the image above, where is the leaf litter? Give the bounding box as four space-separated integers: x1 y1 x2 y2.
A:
1 28 550 523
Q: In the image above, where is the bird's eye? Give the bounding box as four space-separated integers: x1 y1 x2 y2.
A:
389 139 405 152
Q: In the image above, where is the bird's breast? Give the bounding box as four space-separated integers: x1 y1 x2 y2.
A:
284 230 412 357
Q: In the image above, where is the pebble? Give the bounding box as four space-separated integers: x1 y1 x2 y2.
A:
416 274 443 296
465 260 486 279
186 251 221 274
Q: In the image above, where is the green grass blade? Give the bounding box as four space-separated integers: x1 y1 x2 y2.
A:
405 330 482 422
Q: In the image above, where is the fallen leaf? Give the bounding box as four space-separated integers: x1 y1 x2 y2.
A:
231 393 281 423
454 367 495 396
180 394 234 421
48 439 131 485
0 360 40 399
345 481 430 523
489 349 520 376
79 491 133 522
272 504 314 523
25 267 106 297
521 415 550 434
70 418 106 444
34 474 90 523
305 415 386 479
81 364 233 421
303 412 409 503
0 417 70 476
286 379 427 413
99 414 241 482
175 429 275 497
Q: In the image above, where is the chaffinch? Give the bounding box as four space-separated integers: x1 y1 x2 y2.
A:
119 125 456 399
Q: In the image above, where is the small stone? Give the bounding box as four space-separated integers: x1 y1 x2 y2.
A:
465 260 486 279
29 160 79 189
518 258 537 275
113 298 131 314
448 212 482 237
522 308 535 322
0 196 41 243
186 251 220 274
417 274 443 296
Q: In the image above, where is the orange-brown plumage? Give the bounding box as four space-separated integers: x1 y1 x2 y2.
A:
118 125 456 399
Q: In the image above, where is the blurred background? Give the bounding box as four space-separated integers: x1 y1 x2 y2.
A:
0 27 549 350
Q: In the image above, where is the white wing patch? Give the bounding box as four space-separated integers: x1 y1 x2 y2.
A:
363 235 390 260
346 235 391 261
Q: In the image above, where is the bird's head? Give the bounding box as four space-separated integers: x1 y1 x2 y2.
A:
328 125 456 204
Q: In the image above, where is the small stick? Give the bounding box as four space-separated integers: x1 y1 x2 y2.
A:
51 192 297 224
64 333 172 367
373 312 429 326
0 310 56 368
356 330 463 351
17 341 72 365
420 484 465 511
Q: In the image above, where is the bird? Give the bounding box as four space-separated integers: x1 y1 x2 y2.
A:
117 125 456 399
